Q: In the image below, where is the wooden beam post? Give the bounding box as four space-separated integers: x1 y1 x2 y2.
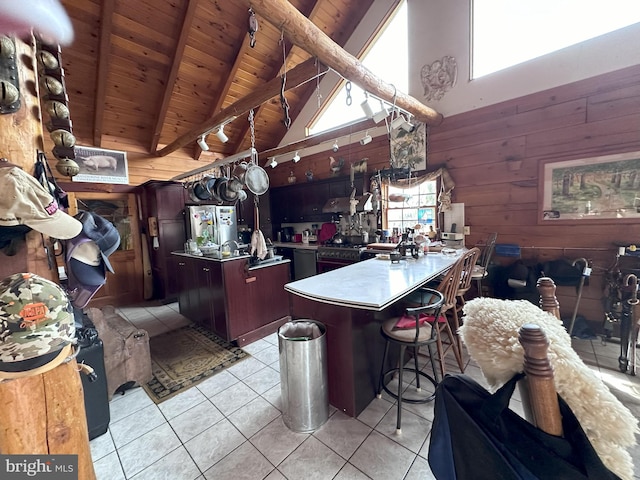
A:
248 0 443 126
156 58 325 157
0 37 95 480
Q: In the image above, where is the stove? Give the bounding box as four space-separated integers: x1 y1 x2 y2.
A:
316 244 365 272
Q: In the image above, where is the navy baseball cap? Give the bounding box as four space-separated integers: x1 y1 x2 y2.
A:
74 211 120 273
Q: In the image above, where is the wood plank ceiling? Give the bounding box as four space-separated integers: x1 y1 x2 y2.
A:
58 0 377 166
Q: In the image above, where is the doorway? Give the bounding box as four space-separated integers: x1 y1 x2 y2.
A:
67 192 143 307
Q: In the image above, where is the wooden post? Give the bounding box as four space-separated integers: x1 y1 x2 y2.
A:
519 324 563 436
537 276 561 319
0 37 95 479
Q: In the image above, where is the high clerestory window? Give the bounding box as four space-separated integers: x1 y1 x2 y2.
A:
308 1 408 134
472 0 640 78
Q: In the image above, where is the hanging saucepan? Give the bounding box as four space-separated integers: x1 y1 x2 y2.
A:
204 175 218 198
194 175 214 201
215 177 230 202
232 162 248 184
186 181 200 203
244 162 269 195
222 183 238 202
227 176 244 193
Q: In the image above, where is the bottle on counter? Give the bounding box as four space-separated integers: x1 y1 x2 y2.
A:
428 225 437 241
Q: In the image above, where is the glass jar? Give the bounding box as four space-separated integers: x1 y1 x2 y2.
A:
221 243 231 258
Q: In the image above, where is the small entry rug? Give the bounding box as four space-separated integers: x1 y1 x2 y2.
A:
143 324 249 404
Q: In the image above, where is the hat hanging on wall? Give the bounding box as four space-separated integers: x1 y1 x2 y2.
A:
0 165 81 239
64 211 120 308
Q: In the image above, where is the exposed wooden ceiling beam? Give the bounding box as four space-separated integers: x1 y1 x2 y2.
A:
92 0 115 146
248 0 443 125
149 0 198 153
156 57 325 156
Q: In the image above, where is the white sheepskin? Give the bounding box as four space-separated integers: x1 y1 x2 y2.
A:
459 297 638 480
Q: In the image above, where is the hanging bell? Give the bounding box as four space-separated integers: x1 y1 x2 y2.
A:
55 157 79 177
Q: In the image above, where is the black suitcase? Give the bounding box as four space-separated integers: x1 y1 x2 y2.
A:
76 332 110 440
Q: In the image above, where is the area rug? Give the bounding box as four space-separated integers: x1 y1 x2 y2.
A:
143 324 249 404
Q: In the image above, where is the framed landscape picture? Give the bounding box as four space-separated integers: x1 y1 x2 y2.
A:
71 146 129 185
539 151 640 224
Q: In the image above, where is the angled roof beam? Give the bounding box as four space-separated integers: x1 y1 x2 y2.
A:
248 0 443 125
156 57 325 156
149 0 198 153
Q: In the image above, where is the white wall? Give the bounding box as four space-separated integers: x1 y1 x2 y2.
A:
408 0 640 116
282 0 640 146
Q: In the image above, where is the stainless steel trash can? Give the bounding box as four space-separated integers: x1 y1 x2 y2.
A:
278 319 329 433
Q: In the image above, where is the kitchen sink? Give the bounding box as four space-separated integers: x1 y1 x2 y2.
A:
249 255 284 267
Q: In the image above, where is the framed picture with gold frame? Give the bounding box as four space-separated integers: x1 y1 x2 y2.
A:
539 151 640 224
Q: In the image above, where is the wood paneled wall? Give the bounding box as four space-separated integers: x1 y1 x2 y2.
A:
59 64 640 327
430 64 640 325
270 65 640 326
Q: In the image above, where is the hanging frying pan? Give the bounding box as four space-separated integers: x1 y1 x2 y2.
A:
244 162 269 195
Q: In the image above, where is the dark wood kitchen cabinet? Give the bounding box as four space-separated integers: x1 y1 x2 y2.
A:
270 174 364 225
175 254 291 345
138 180 187 301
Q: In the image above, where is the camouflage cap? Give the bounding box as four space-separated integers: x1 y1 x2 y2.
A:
0 272 75 370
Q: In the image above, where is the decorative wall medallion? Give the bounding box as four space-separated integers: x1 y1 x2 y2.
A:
420 56 457 102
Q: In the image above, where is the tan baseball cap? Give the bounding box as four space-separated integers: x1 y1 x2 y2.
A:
0 166 82 239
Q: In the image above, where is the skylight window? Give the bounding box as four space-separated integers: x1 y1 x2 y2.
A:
472 0 640 78
308 1 408 135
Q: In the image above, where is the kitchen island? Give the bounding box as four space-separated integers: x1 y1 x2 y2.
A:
173 252 291 345
285 252 459 417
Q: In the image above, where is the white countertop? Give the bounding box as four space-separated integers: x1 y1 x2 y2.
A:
272 242 319 250
284 252 459 311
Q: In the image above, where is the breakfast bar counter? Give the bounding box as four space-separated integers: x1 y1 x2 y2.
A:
285 253 459 417
285 253 457 311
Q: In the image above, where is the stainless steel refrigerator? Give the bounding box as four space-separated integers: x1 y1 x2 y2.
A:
185 205 238 246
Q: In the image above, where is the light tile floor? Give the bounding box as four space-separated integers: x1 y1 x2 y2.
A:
90 302 640 480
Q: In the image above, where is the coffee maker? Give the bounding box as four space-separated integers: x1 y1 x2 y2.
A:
279 227 294 242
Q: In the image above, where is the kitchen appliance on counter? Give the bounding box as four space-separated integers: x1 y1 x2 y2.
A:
279 226 294 242
185 205 238 247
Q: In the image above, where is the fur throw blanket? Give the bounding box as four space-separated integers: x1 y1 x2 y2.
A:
459 298 638 480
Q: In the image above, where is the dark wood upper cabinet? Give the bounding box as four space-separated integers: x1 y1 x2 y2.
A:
269 174 365 225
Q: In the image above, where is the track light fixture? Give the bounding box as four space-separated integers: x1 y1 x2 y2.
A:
360 131 372 145
390 115 405 130
332 140 339 152
215 125 229 143
400 117 415 133
372 107 390 124
197 134 209 151
389 114 414 133
269 157 278 168
360 92 374 119
292 151 300 163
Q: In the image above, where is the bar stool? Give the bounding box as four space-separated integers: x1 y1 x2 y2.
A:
377 288 445 434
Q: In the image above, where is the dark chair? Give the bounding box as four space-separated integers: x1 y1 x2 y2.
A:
377 288 445 434
471 232 497 297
